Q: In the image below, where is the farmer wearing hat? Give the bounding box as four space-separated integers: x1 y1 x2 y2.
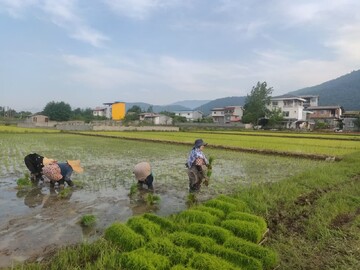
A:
24 153 56 182
42 160 84 188
186 139 209 192
133 162 154 190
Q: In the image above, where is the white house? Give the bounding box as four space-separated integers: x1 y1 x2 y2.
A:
211 106 243 124
92 106 108 118
268 96 306 121
174 110 203 121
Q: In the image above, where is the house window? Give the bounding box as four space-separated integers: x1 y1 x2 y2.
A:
283 100 292 107
272 101 278 106
283 111 289 117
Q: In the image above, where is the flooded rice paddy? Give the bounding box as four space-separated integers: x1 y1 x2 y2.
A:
0 133 322 267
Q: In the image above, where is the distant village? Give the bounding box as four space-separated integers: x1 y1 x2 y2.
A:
22 95 360 132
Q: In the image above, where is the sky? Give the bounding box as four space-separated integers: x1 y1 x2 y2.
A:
1 0 360 112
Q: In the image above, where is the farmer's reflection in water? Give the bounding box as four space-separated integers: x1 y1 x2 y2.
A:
16 187 45 208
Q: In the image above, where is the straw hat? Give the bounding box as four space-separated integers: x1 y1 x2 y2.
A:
133 162 151 181
43 157 56 166
67 160 84 173
42 163 62 181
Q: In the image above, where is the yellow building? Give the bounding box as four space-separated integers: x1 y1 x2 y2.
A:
111 102 126 120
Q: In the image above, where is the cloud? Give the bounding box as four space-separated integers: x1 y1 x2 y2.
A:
103 0 184 20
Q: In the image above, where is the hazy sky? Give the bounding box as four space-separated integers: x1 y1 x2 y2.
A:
1 0 359 112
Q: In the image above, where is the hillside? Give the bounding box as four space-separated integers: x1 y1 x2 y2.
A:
287 69 360 110
169 100 211 109
125 102 190 113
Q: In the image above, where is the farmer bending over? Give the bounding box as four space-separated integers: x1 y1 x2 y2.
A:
133 162 154 190
24 153 56 182
186 139 209 193
42 160 83 188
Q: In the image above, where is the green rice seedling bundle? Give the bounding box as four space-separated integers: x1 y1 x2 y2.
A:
57 187 72 199
226 211 268 233
224 237 279 270
216 195 250 212
104 222 145 251
174 209 219 225
145 193 161 205
193 205 226 219
146 237 194 265
129 183 138 196
186 192 198 207
168 231 216 252
126 215 162 241
184 223 233 244
80 214 96 227
187 252 239 270
120 248 170 270
221 220 262 243
209 244 262 270
203 199 238 214
143 213 178 232
16 174 32 188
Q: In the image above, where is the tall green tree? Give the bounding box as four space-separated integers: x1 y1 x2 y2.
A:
42 101 72 121
242 81 273 126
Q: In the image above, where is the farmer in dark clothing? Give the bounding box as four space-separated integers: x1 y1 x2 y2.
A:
186 139 209 192
133 162 154 190
42 160 83 188
24 153 55 181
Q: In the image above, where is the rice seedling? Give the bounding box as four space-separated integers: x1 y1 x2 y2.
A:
207 156 214 178
174 209 219 225
224 237 279 270
145 237 194 265
187 252 238 270
226 211 268 233
186 192 198 207
57 187 72 199
203 199 238 214
126 215 162 241
168 231 216 252
144 192 161 205
143 213 178 232
221 220 262 243
120 248 171 270
216 195 250 212
80 214 96 227
209 244 263 270
16 173 32 188
192 205 226 219
184 223 233 244
104 222 145 251
129 183 138 196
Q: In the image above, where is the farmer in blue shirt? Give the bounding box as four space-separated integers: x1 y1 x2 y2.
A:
42 160 83 188
186 139 209 192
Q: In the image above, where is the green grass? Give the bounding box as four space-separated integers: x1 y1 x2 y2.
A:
16 173 32 188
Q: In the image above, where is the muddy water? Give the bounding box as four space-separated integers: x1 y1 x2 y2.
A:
0 177 189 268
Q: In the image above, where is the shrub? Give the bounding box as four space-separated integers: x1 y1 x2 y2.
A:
146 237 194 265
104 222 145 251
174 209 219 225
226 211 267 233
221 220 262 243
224 237 279 270
120 248 170 270
168 231 216 252
126 216 162 241
143 213 178 232
188 252 238 270
184 223 233 244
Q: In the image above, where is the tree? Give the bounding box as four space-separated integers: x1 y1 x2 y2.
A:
42 101 72 121
242 81 273 126
267 107 284 128
123 105 143 123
